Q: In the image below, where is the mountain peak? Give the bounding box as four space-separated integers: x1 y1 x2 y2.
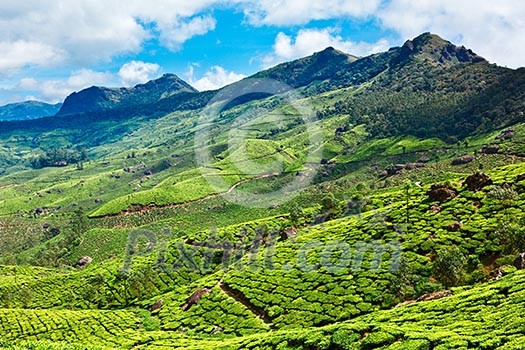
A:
400 32 486 65
313 46 359 62
57 74 196 115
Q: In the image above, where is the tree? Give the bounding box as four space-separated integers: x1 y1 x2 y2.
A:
432 246 467 287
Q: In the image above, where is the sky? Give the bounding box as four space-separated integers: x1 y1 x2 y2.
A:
0 0 524 105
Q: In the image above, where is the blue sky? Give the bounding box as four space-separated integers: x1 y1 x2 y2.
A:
0 0 524 105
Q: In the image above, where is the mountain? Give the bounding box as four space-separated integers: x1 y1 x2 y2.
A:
2 32 525 349
252 46 359 88
0 101 62 121
56 73 197 115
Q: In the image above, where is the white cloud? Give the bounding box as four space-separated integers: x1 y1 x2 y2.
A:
0 41 65 72
118 61 161 86
238 0 381 26
0 0 220 74
18 78 39 90
186 65 246 91
378 0 525 68
157 15 217 50
18 69 114 103
262 28 391 68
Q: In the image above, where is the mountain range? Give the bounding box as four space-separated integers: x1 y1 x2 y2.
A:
1 32 525 349
0 100 62 121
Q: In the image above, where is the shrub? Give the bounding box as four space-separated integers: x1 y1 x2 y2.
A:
432 246 467 287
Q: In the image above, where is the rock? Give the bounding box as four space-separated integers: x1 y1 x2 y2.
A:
480 145 500 154
405 163 417 170
494 265 511 280
427 184 457 202
34 207 44 215
446 221 463 232
417 156 431 163
144 170 153 176
49 227 60 236
320 158 329 165
181 288 211 311
280 227 297 241
464 172 492 191
77 256 93 269
452 155 476 165
416 290 453 302
516 174 525 183
430 204 442 213
212 326 224 334
384 164 407 177
497 129 515 140
514 253 525 270
123 167 132 173
150 299 164 312
94 198 102 203
42 222 50 229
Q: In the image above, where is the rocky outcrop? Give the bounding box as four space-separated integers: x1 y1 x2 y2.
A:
428 184 457 202
514 253 525 270
452 155 476 165
464 172 492 191
77 256 93 269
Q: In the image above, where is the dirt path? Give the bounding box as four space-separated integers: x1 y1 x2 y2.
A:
93 172 280 218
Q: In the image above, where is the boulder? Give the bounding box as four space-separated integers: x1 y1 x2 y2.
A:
497 129 515 140
280 227 297 241
494 265 511 280
464 172 492 191
77 256 93 269
514 253 525 270
417 156 431 163
430 204 442 213
452 155 476 165
428 184 457 202
446 221 463 232
480 145 500 155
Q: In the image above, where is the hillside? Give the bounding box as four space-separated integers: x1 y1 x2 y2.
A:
1 32 525 349
0 101 62 121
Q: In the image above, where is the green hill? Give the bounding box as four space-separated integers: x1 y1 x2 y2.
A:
1 33 525 348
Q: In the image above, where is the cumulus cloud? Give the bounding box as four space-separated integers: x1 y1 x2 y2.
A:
0 0 220 74
239 0 381 26
186 65 246 91
118 61 161 86
262 28 391 68
0 41 65 72
378 0 525 68
18 69 114 103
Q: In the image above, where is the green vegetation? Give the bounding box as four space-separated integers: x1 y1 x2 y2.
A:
1 33 525 348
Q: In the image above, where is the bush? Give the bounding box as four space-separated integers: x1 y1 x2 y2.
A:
432 246 467 287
